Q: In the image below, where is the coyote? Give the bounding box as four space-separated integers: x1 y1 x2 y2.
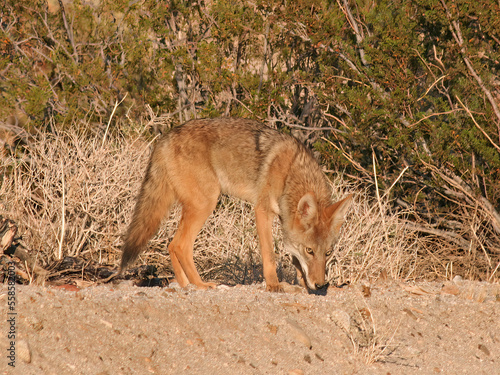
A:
121 118 351 292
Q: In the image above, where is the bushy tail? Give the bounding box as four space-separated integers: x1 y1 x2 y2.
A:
120 158 175 272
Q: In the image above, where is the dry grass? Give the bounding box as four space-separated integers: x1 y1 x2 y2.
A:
330 297 400 365
0 127 497 284
1 130 153 267
328 189 420 285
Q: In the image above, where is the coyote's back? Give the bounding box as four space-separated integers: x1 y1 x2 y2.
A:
121 118 351 292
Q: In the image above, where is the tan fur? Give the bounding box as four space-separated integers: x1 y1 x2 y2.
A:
121 118 352 292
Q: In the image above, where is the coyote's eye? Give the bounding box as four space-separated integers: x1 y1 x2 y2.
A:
305 247 314 255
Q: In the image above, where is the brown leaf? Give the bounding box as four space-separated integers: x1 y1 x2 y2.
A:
17 340 31 364
54 284 80 292
286 319 312 349
281 302 310 310
478 344 490 356
441 283 459 296
0 217 17 253
267 324 278 335
358 307 371 319
403 308 418 320
361 284 371 297
400 283 432 295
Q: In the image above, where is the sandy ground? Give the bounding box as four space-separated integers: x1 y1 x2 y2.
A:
1 279 499 375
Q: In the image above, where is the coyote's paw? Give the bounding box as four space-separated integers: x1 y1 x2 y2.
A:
195 281 217 290
266 283 285 293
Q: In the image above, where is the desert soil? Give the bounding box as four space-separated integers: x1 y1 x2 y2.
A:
1 279 499 375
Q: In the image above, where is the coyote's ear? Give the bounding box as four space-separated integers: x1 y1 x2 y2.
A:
297 192 318 228
325 194 353 234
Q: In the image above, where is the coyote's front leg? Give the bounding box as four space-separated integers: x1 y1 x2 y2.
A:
255 205 283 292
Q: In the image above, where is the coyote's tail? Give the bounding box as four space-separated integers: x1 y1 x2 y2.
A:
120 156 175 272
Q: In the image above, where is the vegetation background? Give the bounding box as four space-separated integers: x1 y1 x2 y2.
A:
1 0 499 284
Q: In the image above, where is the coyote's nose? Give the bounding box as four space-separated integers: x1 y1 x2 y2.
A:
315 282 328 289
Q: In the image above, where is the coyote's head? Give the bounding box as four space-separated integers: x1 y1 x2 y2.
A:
282 193 352 290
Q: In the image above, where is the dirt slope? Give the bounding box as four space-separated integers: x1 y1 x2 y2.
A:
1 280 498 374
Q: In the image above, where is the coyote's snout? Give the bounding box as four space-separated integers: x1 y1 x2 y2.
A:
121 118 352 292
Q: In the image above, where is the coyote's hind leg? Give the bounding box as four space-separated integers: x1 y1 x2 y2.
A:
168 201 218 290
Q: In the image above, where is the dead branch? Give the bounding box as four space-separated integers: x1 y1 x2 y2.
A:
455 95 500 153
257 21 270 98
338 0 369 66
321 136 372 179
36 8 76 65
417 75 447 102
405 222 470 250
407 109 462 128
423 160 500 235
440 0 500 137
58 0 78 63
